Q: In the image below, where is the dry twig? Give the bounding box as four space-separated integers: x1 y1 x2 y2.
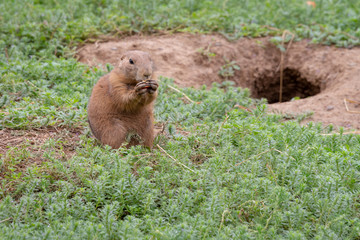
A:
279 30 295 103
95 40 100 49
344 98 360 114
228 148 296 172
235 104 252 113
228 149 273 172
0 217 12 224
4 48 9 62
156 144 196 173
216 114 230 135
167 85 199 104
219 209 230 232
261 25 281 32
321 131 360 136
216 104 253 135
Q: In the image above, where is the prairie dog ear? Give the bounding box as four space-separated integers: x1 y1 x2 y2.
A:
120 54 126 61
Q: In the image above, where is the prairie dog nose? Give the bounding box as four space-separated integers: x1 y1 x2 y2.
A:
143 73 151 79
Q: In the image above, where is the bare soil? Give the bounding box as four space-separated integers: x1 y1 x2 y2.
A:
77 33 360 129
0 127 84 196
0 128 81 179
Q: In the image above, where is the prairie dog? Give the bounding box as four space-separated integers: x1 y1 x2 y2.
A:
87 50 158 148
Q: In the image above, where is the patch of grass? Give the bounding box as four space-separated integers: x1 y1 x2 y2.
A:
0 58 103 129
1 0 360 239
1 0 360 61
1 78 360 238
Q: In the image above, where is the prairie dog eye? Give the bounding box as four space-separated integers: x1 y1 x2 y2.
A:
129 59 134 64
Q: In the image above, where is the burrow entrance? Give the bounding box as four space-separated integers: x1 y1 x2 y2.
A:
252 68 321 104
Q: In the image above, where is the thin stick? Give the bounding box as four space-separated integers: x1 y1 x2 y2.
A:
0 217 12 224
229 147 296 172
235 104 252 113
272 148 297 162
279 52 284 103
219 209 230 232
279 30 295 103
266 163 277 184
216 104 252 135
345 99 360 104
321 131 360 136
344 98 360 114
168 85 198 104
216 114 230 135
5 48 9 62
342 31 359 40
95 40 100 49
261 25 281 32
156 144 196 173
24 80 41 91
228 148 273 172
264 214 273 231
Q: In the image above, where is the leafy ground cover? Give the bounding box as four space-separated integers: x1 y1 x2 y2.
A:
1 0 360 239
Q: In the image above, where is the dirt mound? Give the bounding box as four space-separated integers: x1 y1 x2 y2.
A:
77 33 360 129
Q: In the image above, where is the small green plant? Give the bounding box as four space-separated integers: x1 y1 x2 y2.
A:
218 59 240 80
255 39 265 48
197 42 216 62
290 96 301 101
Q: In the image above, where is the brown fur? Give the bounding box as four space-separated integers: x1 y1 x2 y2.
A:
87 50 158 148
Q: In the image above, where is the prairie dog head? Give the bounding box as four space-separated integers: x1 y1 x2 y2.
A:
116 50 154 83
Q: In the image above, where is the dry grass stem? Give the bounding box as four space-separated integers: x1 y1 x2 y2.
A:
5 48 9 62
266 163 278 184
321 131 360 136
168 85 199 104
156 144 196 173
217 104 252 135
229 148 296 172
229 149 273 172
344 98 360 114
262 25 281 32
219 209 230 232
0 217 12 223
216 114 230 135
235 104 253 113
279 30 295 103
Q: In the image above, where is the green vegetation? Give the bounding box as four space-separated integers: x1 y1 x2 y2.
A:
1 0 360 239
218 60 240 80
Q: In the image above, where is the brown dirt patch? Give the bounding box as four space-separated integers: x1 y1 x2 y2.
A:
0 127 82 180
77 33 360 129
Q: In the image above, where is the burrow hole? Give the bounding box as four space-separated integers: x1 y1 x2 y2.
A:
253 68 321 104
